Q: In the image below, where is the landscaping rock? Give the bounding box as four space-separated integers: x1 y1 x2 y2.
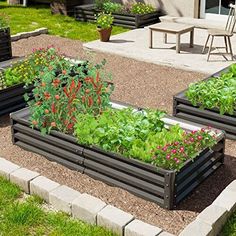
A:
179 220 213 236
10 168 40 193
72 193 106 224
196 205 228 235
0 157 20 179
212 189 236 213
30 176 60 202
125 219 162 236
97 205 134 236
49 185 81 214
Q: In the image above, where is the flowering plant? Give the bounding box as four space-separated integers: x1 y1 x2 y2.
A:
28 58 113 134
151 127 217 170
130 3 155 14
96 12 114 29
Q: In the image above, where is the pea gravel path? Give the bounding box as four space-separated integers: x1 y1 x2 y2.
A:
0 34 235 235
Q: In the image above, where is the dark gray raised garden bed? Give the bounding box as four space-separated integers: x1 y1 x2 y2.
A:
0 28 12 62
75 4 162 29
11 102 225 209
0 57 33 116
173 65 236 140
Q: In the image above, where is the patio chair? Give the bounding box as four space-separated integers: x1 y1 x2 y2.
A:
202 4 236 61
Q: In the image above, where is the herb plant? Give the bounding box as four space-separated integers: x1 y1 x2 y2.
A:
130 3 156 14
96 12 114 29
186 63 236 115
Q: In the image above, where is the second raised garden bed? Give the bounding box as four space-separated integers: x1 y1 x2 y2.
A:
11 102 225 209
173 64 236 140
74 4 161 29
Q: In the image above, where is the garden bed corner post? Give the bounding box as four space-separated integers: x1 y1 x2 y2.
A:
164 171 176 209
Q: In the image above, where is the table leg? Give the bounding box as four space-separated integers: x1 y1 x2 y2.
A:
190 29 194 48
149 29 153 48
176 33 180 53
163 33 167 44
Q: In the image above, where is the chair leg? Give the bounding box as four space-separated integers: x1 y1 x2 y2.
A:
207 35 214 61
224 36 228 53
227 36 234 60
202 34 210 54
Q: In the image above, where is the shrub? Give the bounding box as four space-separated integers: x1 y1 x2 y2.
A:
96 12 114 29
186 63 236 115
130 3 156 14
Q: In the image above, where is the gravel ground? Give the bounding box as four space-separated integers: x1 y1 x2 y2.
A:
0 34 235 235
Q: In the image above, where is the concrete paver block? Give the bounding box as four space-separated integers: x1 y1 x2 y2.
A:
10 168 40 193
212 189 236 213
0 158 20 179
196 205 228 235
30 176 60 202
179 219 213 236
49 185 81 214
125 219 162 236
226 180 236 193
97 205 134 236
72 193 106 224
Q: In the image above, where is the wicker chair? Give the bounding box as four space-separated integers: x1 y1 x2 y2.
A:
202 4 236 61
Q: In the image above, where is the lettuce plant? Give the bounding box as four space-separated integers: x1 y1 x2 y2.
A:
186 63 236 115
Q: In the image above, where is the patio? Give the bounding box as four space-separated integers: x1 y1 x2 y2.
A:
84 27 236 74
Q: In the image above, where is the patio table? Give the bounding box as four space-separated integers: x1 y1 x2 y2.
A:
149 22 195 53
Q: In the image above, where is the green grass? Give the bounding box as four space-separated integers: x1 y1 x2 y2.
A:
221 211 236 236
0 1 128 42
0 176 117 236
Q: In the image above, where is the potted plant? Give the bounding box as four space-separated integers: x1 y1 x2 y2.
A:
0 14 12 62
96 12 113 42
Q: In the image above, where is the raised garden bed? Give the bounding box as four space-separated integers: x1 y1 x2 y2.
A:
74 4 161 29
11 103 225 209
0 28 12 62
173 65 236 140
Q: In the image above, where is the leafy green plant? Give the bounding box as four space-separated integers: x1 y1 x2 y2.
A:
96 12 114 29
74 108 216 170
95 0 110 10
186 63 236 115
102 2 123 13
28 60 113 134
130 3 156 14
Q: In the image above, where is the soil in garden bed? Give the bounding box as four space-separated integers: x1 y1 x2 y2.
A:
6 34 236 235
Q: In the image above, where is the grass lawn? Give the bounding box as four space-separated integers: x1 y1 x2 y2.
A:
221 211 236 236
0 0 128 42
0 176 117 236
